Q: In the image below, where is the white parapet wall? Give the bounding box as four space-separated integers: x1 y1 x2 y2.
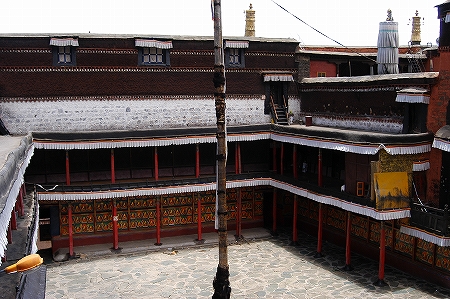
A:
0 95 300 134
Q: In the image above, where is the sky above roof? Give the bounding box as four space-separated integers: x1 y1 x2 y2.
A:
0 0 442 47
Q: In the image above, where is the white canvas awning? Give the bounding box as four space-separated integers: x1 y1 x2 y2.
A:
135 39 173 49
49 38 79 47
224 40 249 48
396 88 430 104
413 160 430 171
263 74 294 82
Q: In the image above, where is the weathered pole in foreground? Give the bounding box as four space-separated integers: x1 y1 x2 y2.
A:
212 0 230 298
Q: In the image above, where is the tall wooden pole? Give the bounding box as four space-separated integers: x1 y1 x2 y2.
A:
212 0 230 298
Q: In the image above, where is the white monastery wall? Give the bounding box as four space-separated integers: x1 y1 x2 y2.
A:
0 95 298 135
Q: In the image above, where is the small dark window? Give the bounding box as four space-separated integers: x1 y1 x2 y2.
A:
138 47 170 66
317 72 326 77
52 46 76 66
225 48 245 68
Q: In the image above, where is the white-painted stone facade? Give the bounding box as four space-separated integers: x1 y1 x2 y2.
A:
0 95 300 135
302 114 403 133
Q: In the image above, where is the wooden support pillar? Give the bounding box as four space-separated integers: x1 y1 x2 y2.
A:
155 196 162 246
271 189 278 236
16 183 26 217
293 145 298 179
195 193 204 243
7 224 12 244
374 221 388 286
110 149 116 184
68 204 74 257
280 143 284 175
318 148 323 187
314 203 324 258
154 147 159 181
112 199 119 251
235 189 242 239
272 141 277 172
235 142 242 174
65 150 71 186
342 211 353 271
290 195 299 246
10 207 17 230
195 144 200 178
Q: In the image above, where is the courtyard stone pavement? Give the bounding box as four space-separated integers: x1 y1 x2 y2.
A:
45 229 450 299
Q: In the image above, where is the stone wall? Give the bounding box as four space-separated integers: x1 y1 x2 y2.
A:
0 95 303 135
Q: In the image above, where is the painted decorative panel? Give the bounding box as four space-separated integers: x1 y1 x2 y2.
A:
415 238 434 265
129 209 156 229
129 196 156 209
326 207 346 231
394 230 414 257
351 215 368 240
95 200 112 212
435 246 450 272
60 201 94 214
95 212 112 232
369 222 380 243
200 191 216 204
162 192 193 206
162 206 193 226
309 201 319 220
385 225 393 249
58 187 263 236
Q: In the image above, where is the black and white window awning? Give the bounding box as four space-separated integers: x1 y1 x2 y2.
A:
263 73 294 82
224 40 249 48
433 125 450 152
413 160 430 172
135 39 173 49
396 88 430 104
49 38 79 47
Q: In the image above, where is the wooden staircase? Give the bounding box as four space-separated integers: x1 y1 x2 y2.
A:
273 104 288 125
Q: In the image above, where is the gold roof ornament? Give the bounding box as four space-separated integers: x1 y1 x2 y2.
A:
410 10 423 46
245 4 255 37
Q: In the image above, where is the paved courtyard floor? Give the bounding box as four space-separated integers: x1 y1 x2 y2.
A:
45 230 450 299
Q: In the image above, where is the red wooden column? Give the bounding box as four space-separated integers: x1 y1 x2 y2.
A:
293 145 298 179
68 204 74 257
271 189 278 236
18 184 25 217
15 185 24 218
154 147 159 181
195 144 200 178
314 203 324 258
290 195 299 246
155 196 162 246
374 221 388 286
272 141 277 172
110 149 116 184
280 143 284 175
235 189 242 239
65 150 71 186
195 193 204 243
235 142 242 174
112 199 119 251
10 206 17 230
7 224 12 244
318 148 323 187
343 211 353 271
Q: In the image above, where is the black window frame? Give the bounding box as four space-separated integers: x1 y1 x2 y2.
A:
225 48 245 68
52 46 77 66
138 47 170 66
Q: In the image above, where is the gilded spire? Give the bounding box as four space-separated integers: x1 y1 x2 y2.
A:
245 4 255 37
410 10 422 46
